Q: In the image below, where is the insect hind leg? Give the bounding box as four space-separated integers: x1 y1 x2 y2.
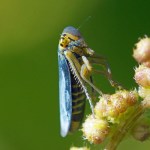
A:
82 86 95 116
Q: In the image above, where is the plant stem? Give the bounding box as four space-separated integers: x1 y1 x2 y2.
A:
104 105 145 150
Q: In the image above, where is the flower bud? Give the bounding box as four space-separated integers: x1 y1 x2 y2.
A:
125 90 138 106
110 90 138 113
138 86 150 99
134 65 150 88
138 86 150 108
133 37 150 63
95 95 111 118
82 115 109 144
105 105 119 118
110 92 128 113
106 90 138 123
95 90 138 122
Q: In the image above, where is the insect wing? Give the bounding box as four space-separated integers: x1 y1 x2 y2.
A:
58 52 72 137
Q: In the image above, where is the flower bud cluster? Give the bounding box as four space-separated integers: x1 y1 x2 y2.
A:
131 36 150 142
95 90 138 122
133 37 150 108
80 37 150 147
82 90 138 144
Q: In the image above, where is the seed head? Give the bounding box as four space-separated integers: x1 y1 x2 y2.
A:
134 65 150 88
82 115 109 144
133 37 150 63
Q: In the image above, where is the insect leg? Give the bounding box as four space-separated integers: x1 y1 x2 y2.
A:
90 76 97 101
81 56 103 95
88 55 123 89
64 51 95 116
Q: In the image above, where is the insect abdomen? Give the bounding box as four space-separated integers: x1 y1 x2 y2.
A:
69 73 86 132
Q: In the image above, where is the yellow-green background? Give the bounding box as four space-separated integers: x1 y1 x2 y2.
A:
0 0 150 150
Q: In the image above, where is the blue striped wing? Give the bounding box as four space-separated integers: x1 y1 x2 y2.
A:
58 51 72 137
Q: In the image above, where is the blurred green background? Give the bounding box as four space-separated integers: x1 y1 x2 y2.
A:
0 0 150 149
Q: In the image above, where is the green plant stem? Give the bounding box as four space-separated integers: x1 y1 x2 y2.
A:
104 105 145 150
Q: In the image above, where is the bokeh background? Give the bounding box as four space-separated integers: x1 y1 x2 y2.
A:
0 0 150 150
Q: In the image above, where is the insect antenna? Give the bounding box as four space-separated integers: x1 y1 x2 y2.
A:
77 16 92 30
